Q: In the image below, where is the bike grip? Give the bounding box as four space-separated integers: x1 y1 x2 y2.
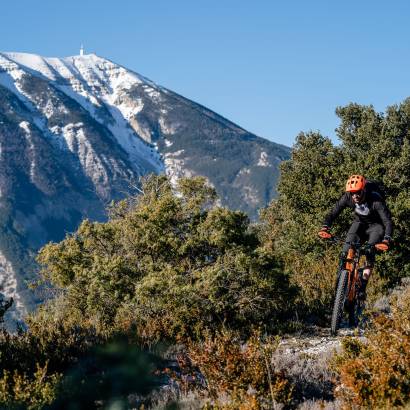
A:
318 231 332 239
375 243 389 251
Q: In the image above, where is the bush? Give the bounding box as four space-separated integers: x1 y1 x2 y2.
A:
0 363 61 410
0 304 99 376
0 310 162 409
0 306 100 408
188 330 294 408
37 175 295 341
334 280 410 408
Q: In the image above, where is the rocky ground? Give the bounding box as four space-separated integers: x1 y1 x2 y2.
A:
273 326 365 409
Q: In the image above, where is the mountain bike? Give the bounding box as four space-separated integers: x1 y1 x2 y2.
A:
329 239 388 336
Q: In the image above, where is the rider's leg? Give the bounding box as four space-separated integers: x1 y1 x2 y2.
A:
360 224 384 299
364 223 384 273
343 221 363 255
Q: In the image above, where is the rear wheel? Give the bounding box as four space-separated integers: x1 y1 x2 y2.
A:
331 269 349 336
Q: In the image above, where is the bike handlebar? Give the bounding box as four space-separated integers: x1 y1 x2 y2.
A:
319 235 388 252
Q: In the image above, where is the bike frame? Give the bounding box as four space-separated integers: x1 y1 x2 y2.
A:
343 243 365 304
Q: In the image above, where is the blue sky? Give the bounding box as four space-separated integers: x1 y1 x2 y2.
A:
2 0 410 147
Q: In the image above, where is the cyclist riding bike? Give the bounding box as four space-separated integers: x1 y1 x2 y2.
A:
318 175 393 300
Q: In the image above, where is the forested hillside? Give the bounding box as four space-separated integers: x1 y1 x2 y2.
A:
1 100 409 409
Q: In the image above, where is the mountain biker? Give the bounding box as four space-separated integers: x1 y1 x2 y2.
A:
318 175 393 300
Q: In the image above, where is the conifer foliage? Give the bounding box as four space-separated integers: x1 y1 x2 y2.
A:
37 175 294 341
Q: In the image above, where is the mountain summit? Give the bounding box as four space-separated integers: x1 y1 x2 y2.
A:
0 52 290 318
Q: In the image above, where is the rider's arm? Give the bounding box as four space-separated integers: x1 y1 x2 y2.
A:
323 193 350 228
374 200 393 238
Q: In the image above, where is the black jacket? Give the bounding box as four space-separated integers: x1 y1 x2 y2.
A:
323 191 393 237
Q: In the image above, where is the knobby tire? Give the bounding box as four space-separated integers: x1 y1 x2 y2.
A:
331 269 349 336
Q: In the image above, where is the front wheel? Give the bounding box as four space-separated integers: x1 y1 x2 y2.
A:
331 269 349 336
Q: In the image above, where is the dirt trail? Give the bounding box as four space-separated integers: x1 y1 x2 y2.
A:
271 326 366 408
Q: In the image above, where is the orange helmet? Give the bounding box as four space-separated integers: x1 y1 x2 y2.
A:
346 175 366 192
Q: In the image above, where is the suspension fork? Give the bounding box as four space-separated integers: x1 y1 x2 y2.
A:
336 248 354 276
336 247 357 302
346 248 361 303
334 249 349 293
335 251 347 288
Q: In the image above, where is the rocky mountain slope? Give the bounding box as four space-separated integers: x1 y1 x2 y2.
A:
0 52 289 320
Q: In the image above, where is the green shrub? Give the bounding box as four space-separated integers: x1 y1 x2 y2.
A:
0 363 60 410
0 311 162 409
37 175 295 341
0 304 100 408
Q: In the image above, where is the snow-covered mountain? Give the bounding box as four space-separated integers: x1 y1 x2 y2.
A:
0 52 290 320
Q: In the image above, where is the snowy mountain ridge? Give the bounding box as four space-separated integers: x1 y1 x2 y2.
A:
0 51 290 322
0 52 163 177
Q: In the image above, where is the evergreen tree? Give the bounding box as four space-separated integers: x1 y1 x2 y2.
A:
261 100 410 316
